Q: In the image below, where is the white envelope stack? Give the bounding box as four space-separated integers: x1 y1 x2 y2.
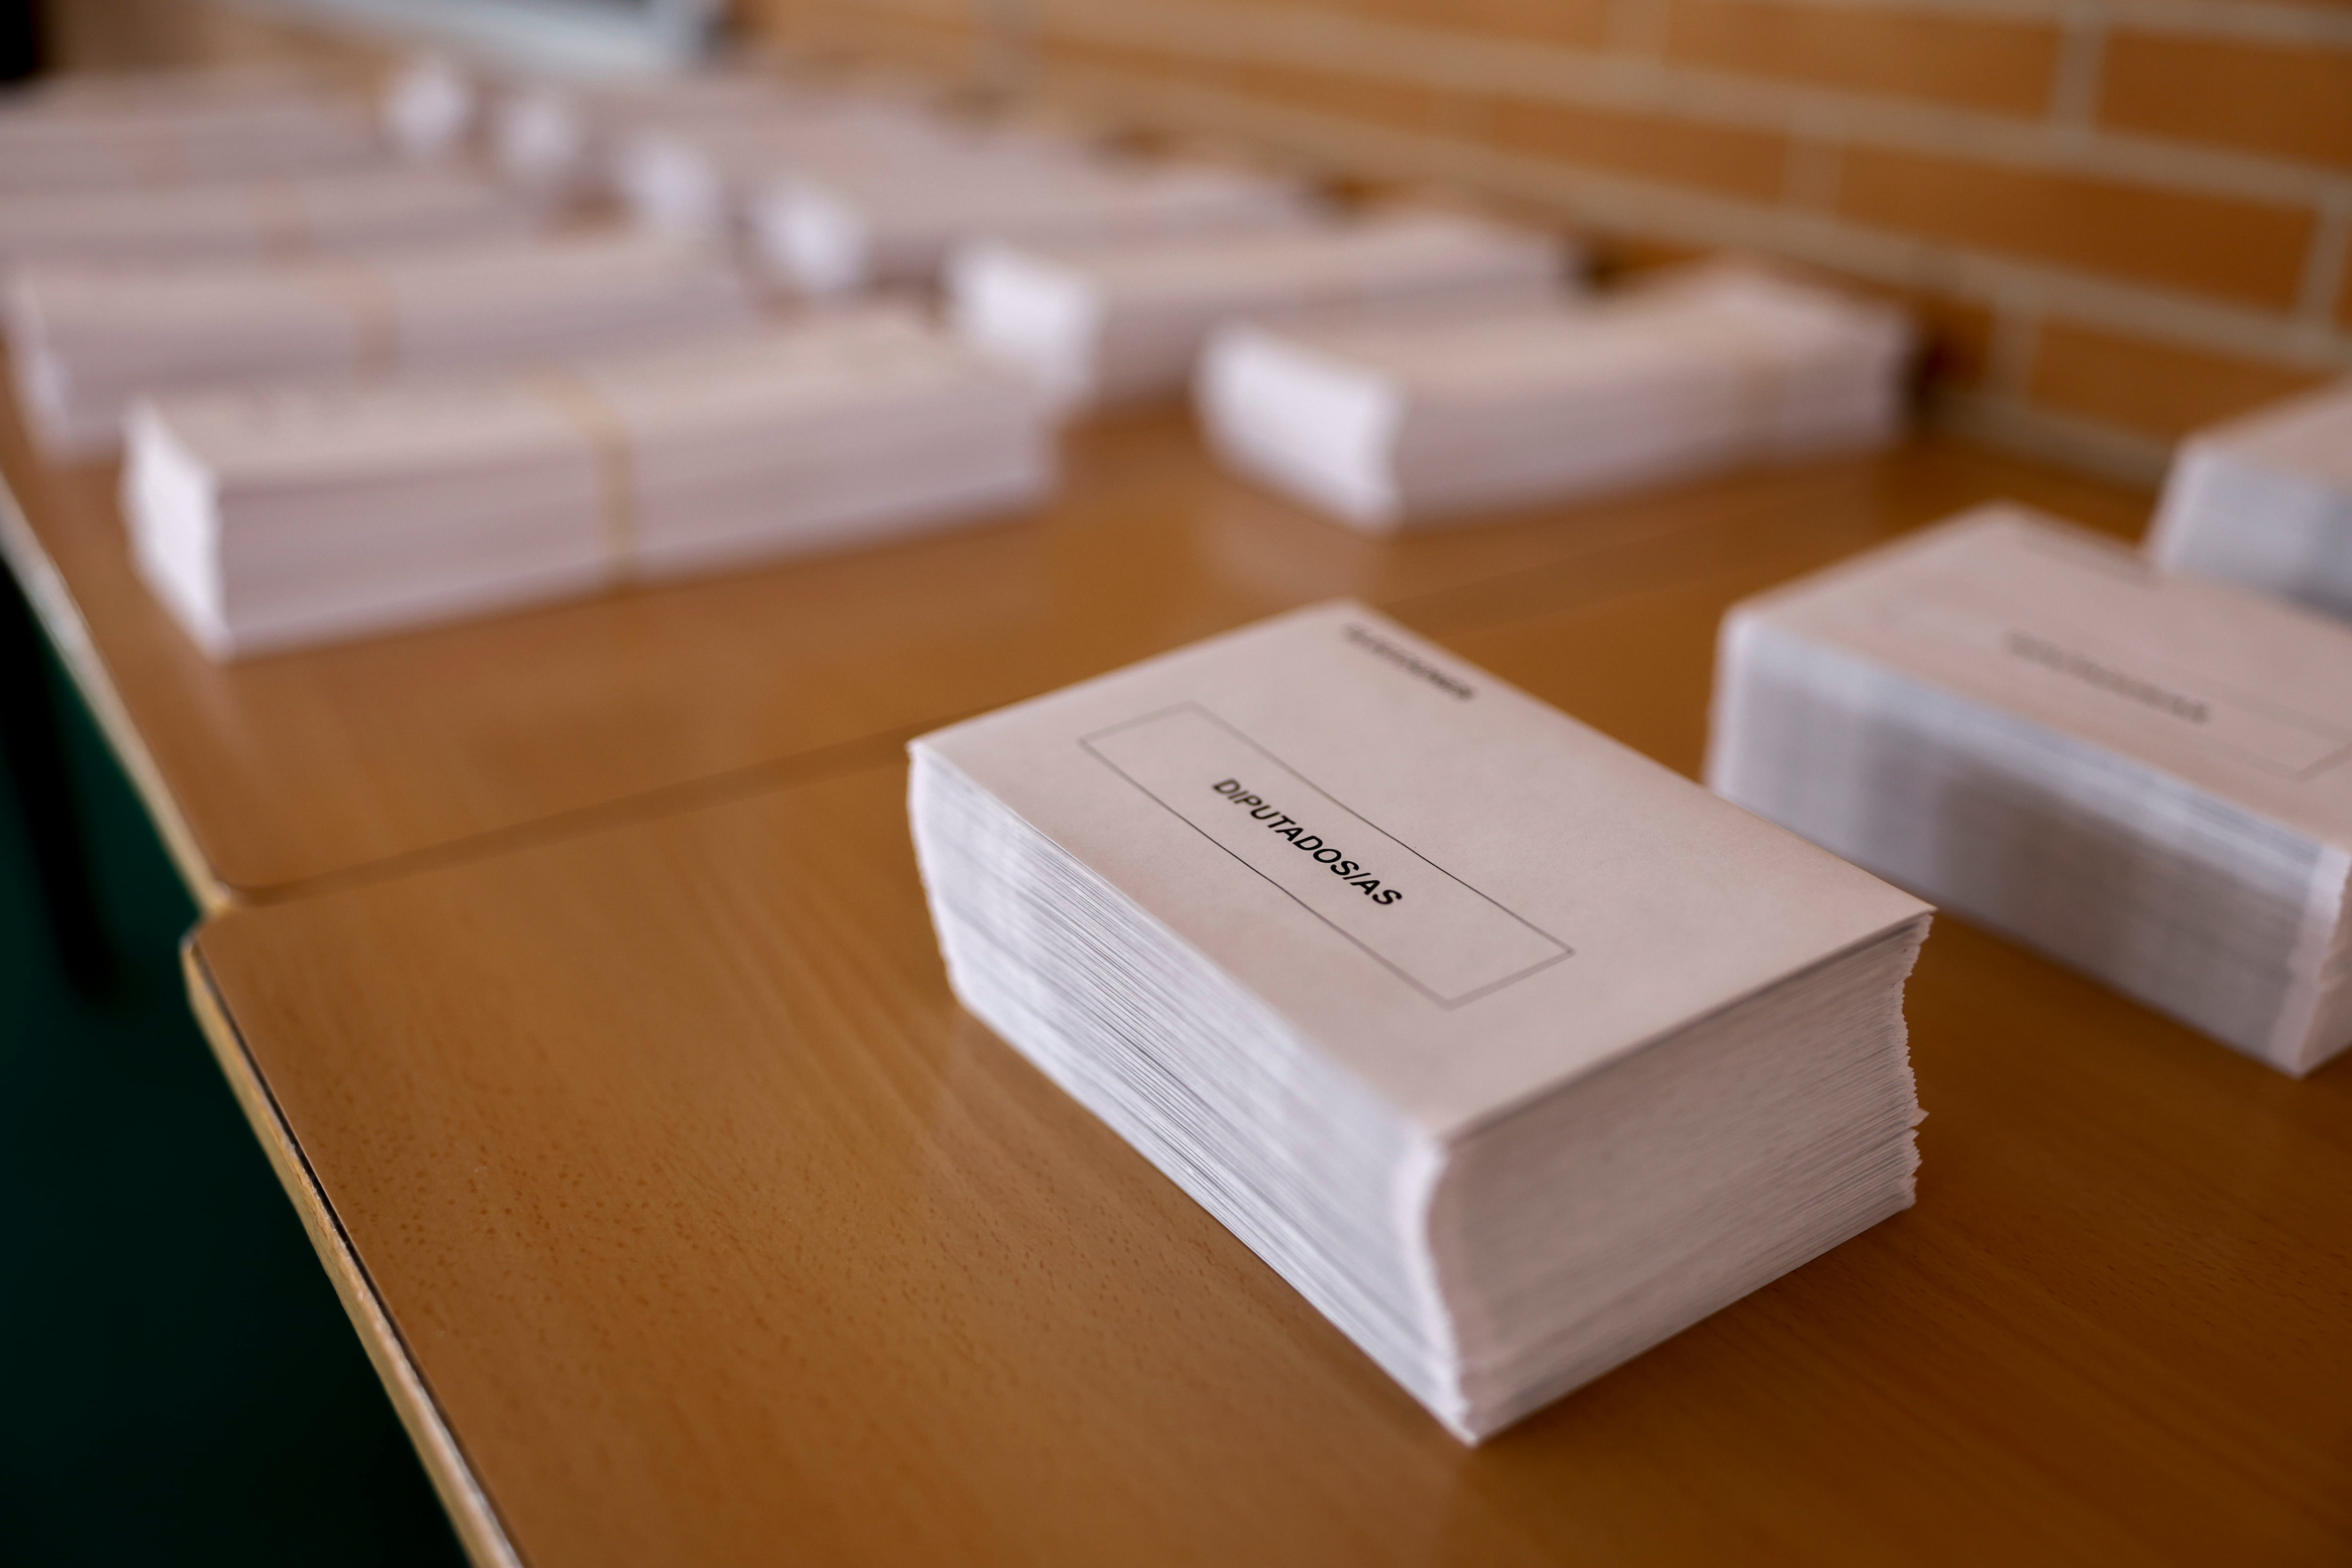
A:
753 153 1315 296
7 232 759 458
122 309 1056 657
2146 381 2352 622
1709 504 2352 1077
946 210 1575 407
492 70 813 200
910 602 1934 1441
1198 262 1911 530
0 70 385 193
0 166 531 269
613 100 975 242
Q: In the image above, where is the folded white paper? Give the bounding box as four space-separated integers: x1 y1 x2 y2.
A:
7 231 757 458
123 308 1056 657
911 602 1931 1440
0 166 531 269
753 152 1316 296
947 209 1576 407
2147 380 2352 622
1710 504 2352 1076
0 70 385 193
1198 261 1911 530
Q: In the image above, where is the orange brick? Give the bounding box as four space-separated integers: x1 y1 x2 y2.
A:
1358 0 1612 52
1487 96 1789 199
1038 34 1234 92
1226 58 1447 133
1665 0 2059 115
2026 321 2329 439
2100 33 2352 170
1836 147 2314 310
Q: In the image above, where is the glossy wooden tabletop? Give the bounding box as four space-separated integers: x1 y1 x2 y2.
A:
0 358 2145 907
184 448 2352 1568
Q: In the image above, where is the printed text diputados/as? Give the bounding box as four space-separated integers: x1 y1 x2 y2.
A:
1212 779 1403 904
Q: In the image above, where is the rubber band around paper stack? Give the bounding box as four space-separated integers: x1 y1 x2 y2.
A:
120 308 1054 658
1193 260 1911 531
2146 380 2352 623
1708 503 2352 1077
908 602 1934 1441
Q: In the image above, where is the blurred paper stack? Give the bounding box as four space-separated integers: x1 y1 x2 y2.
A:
8 232 758 457
2147 382 2352 622
752 153 1314 296
1198 263 1911 529
493 69 815 201
123 310 1055 657
909 603 1933 1442
1708 504 2352 1077
948 210 1574 407
0 166 530 269
0 69 385 192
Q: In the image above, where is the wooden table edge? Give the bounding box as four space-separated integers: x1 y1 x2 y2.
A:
182 933 521 1568
2 472 230 913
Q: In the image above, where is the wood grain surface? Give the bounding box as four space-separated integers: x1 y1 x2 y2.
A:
190 546 2352 1568
0 354 2146 907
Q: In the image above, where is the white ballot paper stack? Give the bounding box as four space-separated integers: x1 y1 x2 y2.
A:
946 210 1575 407
0 166 530 269
122 309 1054 657
2146 381 2352 622
752 153 1314 296
909 603 1933 1440
0 72 385 193
7 232 758 458
492 70 816 199
1709 505 2352 1077
1198 262 1910 530
613 101 980 242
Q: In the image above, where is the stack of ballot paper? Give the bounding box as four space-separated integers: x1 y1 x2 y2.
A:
490 70 809 199
613 101 974 242
381 56 476 160
8 232 758 458
753 154 1315 296
122 309 1055 657
0 166 530 269
946 210 1575 407
909 602 1934 1441
1197 261 1911 530
1709 504 2352 1077
0 71 384 192
2146 381 2352 622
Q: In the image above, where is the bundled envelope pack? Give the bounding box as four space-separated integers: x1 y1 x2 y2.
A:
0 166 530 270
2146 381 2352 622
496 70 824 201
612 100 981 242
1710 505 2352 1077
947 210 1576 407
909 603 1933 1440
752 152 1314 297
123 310 1055 657
0 69 385 193
1197 262 1911 530
7 232 758 458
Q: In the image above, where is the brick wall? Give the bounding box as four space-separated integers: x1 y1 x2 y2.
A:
743 0 2352 483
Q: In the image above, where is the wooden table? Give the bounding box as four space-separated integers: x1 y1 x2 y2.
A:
23 317 2343 1562
0 364 2144 908
184 564 2352 1568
